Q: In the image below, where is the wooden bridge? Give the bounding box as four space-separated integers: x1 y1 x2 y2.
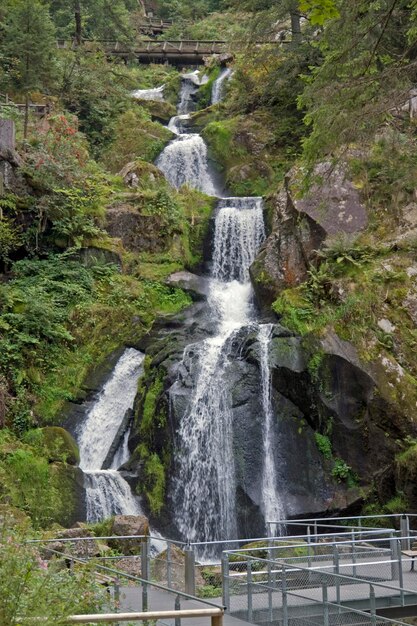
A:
137 18 175 36
56 39 231 64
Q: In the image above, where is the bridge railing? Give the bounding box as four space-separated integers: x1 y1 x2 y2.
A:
221 545 417 626
37 543 223 625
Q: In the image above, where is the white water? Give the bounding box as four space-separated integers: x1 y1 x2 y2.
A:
132 85 165 101
156 73 218 196
77 348 145 522
156 133 217 195
172 199 266 547
211 68 232 105
258 324 286 535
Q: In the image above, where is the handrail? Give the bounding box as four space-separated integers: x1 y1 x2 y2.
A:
227 550 417 596
66 608 223 623
43 546 223 609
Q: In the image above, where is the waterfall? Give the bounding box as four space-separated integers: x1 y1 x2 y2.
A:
172 198 265 549
211 68 232 105
156 73 218 196
77 348 145 522
155 134 217 195
132 85 165 101
258 325 286 534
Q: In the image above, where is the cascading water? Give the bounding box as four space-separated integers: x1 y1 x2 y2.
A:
156 73 218 196
211 68 232 105
172 199 266 550
132 85 165 101
258 324 286 535
156 67 285 546
77 348 145 522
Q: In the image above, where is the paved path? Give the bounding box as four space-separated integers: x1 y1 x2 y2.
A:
118 586 248 626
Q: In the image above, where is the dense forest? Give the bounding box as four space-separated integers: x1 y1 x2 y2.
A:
3 0 417 619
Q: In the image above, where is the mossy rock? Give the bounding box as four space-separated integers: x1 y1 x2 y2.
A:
41 427 80 465
135 99 177 123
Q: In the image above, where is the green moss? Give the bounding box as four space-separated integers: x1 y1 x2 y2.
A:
37 427 79 465
140 374 165 438
196 66 221 109
101 108 172 173
136 444 166 515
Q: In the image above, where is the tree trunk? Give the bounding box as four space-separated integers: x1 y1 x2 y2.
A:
74 0 82 45
24 93 29 139
290 10 302 46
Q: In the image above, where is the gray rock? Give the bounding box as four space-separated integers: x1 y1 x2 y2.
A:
166 271 210 300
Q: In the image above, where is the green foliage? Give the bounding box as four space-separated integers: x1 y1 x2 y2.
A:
197 584 223 598
0 429 76 527
299 0 416 166
24 114 90 189
332 458 352 483
0 216 22 266
299 0 339 25
314 432 332 460
0 523 104 624
0 0 57 96
101 108 172 173
49 0 134 42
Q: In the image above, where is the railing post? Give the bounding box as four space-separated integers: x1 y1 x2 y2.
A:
307 526 312 568
267 558 273 622
390 533 399 580
167 541 172 589
282 564 288 626
175 594 181 626
398 540 405 605
141 537 149 611
113 578 120 626
333 546 340 606
211 613 223 626
401 514 410 550
370 585 376 626
247 558 253 623
351 530 357 577
322 584 329 626
184 546 196 596
221 554 230 612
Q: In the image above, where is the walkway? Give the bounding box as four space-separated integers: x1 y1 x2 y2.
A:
118 586 247 626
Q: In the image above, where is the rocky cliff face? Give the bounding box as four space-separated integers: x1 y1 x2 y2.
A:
126 160 417 536
251 163 368 306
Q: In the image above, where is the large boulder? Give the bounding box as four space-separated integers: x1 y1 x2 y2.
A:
106 200 169 253
251 163 368 306
41 427 80 465
251 184 326 305
165 271 210 300
109 514 149 555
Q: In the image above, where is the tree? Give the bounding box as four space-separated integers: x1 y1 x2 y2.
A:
0 0 56 138
299 0 417 165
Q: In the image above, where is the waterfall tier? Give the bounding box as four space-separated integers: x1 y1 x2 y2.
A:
211 68 232 105
171 198 267 548
77 348 144 523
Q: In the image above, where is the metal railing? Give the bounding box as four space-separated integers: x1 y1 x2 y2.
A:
221 547 417 626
